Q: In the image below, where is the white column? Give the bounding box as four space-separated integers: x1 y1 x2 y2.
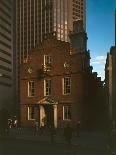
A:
53 105 57 128
39 105 45 126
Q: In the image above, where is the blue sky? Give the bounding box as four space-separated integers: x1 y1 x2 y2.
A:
86 0 116 80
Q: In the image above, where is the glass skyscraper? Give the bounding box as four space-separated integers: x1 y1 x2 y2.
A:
16 0 86 63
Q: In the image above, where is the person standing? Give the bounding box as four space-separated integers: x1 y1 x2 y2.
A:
13 116 18 128
109 127 116 154
40 120 45 135
34 120 39 135
63 123 73 145
0 108 9 136
49 124 56 144
76 121 80 137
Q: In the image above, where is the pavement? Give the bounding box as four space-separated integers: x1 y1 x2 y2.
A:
1 128 109 152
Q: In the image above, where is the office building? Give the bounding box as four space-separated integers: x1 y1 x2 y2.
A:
105 11 116 128
16 0 86 63
0 0 15 111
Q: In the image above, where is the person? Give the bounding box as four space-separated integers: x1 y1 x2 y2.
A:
109 125 116 154
76 121 80 137
0 108 9 136
13 116 18 128
8 119 12 129
40 120 45 135
34 120 39 135
49 124 56 143
63 123 73 145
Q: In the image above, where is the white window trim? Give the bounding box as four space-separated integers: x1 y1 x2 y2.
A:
44 55 52 65
44 79 51 96
27 107 35 120
62 77 71 95
28 81 35 97
63 106 71 121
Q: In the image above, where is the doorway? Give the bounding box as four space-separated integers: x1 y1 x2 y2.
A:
39 104 57 128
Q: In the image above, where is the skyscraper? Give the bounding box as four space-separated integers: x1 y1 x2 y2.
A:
53 0 86 41
0 0 15 110
16 0 86 63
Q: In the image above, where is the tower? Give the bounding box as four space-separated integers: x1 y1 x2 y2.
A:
69 20 87 53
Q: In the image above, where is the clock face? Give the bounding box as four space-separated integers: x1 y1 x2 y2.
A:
27 67 32 74
64 62 70 68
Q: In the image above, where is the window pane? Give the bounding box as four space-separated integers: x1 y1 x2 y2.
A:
28 107 35 120
63 77 71 94
28 81 35 97
44 79 51 96
63 106 71 120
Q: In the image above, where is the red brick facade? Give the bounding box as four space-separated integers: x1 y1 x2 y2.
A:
20 36 91 128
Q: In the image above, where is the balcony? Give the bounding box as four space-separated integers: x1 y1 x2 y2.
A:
37 63 52 80
42 63 52 73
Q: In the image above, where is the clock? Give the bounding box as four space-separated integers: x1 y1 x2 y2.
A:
27 67 32 74
64 62 70 68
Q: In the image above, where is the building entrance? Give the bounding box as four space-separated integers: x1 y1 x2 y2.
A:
44 105 54 127
38 97 58 128
39 104 57 128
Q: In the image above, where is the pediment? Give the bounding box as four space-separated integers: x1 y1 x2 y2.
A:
37 97 58 105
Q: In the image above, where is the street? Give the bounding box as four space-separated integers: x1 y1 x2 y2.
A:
0 137 111 155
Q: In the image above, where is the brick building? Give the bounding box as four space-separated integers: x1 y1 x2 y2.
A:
83 72 107 130
20 34 91 128
105 46 116 129
20 21 106 129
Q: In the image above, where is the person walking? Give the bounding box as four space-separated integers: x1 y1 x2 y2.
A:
63 123 73 145
49 124 56 144
109 128 116 154
76 121 80 137
40 120 45 135
34 120 39 135
13 116 18 128
0 108 9 136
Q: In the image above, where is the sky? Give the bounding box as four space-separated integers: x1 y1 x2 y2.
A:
86 0 116 80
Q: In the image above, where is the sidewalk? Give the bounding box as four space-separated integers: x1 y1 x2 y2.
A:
4 128 109 151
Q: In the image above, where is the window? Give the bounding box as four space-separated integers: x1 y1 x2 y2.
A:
63 106 71 120
28 81 35 97
44 79 51 96
44 55 52 65
63 77 71 95
44 55 52 71
28 107 35 120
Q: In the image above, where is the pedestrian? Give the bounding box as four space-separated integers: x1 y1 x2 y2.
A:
8 119 12 129
49 124 56 144
109 128 116 154
14 116 18 128
34 120 39 135
63 123 73 145
76 121 80 137
0 108 9 136
40 120 45 135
